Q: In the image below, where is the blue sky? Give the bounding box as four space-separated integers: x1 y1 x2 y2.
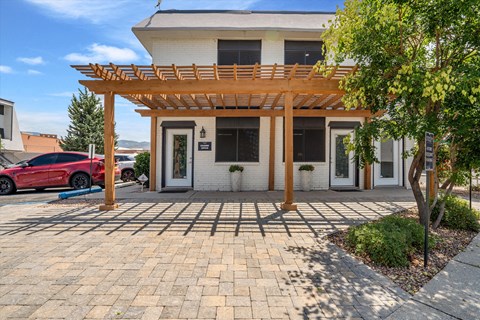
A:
0 0 344 142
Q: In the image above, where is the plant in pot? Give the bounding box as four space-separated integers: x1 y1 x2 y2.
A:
299 164 315 192
229 165 244 192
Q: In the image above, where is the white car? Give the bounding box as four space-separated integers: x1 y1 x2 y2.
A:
115 154 136 182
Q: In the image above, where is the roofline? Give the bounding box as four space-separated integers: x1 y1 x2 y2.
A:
155 9 336 15
0 98 14 104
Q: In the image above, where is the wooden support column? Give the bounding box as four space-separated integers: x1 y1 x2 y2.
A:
149 116 157 191
281 92 297 211
364 117 372 190
268 116 276 191
364 163 372 190
99 92 118 211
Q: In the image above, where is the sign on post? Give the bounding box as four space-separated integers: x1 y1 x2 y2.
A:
424 132 434 268
88 144 96 159
425 132 434 171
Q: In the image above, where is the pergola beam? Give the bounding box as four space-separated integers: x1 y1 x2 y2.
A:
135 109 373 118
79 79 343 95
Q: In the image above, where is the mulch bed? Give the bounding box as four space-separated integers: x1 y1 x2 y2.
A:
328 208 478 295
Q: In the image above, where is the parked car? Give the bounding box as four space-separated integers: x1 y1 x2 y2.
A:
0 152 121 195
115 154 136 182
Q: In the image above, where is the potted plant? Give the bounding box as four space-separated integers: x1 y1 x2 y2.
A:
229 165 244 192
299 164 315 191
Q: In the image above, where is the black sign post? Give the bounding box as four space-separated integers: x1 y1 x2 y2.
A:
424 132 434 268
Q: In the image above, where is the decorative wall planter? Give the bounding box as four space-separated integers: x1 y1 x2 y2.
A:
299 165 315 192
229 165 244 192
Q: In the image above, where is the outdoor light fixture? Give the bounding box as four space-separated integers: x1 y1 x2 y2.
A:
200 126 206 138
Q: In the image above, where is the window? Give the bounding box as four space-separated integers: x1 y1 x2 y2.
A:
0 105 4 115
218 40 261 65
285 117 326 162
55 153 87 164
216 118 260 162
28 153 58 166
285 41 324 65
0 128 4 139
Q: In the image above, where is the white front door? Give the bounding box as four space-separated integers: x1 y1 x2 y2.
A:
165 129 193 187
374 139 399 186
330 129 355 187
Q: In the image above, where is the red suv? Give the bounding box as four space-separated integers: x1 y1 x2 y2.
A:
0 152 121 195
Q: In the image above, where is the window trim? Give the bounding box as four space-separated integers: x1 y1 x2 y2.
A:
215 117 260 163
283 117 326 163
284 40 324 65
217 40 262 66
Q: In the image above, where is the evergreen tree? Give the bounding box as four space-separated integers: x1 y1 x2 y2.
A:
61 88 117 154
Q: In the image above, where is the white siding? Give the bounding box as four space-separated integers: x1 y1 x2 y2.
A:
152 39 217 65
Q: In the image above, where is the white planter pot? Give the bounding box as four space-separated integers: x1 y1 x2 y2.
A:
300 170 313 192
231 171 242 192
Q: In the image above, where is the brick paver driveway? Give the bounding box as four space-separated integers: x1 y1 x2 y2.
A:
0 191 415 319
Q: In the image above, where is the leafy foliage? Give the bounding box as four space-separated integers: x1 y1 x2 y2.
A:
431 195 480 232
347 215 434 267
134 152 150 179
299 164 315 171
321 0 480 223
61 88 118 154
229 165 244 173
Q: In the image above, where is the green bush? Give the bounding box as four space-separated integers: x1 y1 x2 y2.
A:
229 165 244 173
431 195 480 232
134 152 150 181
299 164 315 171
347 215 434 267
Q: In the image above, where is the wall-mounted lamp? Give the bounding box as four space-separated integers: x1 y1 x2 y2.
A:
200 126 206 139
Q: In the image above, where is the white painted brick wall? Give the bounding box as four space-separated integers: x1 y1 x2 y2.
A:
156 117 269 191
152 39 217 65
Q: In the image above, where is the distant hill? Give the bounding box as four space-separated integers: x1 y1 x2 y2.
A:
118 140 150 149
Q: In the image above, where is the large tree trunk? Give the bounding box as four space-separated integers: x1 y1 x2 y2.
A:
409 140 427 225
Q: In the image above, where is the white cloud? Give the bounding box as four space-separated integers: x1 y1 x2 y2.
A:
27 69 43 75
17 56 45 65
25 0 132 24
64 43 139 64
163 0 260 10
17 111 69 137
0 65 14 74
49 92 75 97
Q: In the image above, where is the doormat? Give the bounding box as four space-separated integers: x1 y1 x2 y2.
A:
159 189 190 193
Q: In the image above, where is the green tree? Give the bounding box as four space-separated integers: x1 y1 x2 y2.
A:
61 88 118 154
321 0 480 224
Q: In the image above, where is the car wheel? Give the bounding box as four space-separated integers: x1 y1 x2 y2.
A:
71 173 90 190
0 177 16 195
121 169 135 182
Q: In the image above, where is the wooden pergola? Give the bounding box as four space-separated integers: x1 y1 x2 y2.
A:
73 63 372 211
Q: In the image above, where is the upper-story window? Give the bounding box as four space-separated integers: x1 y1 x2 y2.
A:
218 40 261 65
0 105 4 115
285 41 324 65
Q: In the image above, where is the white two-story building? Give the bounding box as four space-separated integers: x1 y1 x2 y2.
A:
0 98 24 167
74 10 412 210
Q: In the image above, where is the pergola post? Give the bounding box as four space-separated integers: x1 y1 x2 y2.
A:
281 92 297 211
149 116 157 191
268 116 276 191
99 92 118 211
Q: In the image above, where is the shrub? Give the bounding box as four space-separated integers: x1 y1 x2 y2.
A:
347 215 434 267
134 152 150 181
431 195 480 232
299 164 315 171
229 165 244 173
